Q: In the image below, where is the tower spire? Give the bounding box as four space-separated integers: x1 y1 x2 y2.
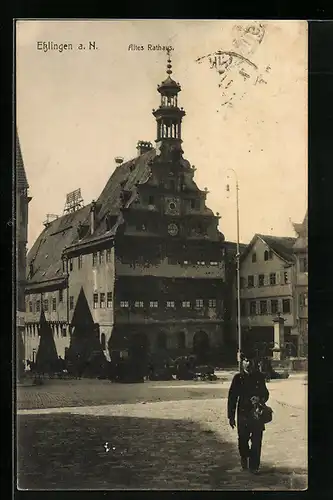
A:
153 52 186 150
166 48 172 75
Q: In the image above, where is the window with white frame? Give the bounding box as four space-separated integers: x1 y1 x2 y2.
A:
300 256 308 273
283 271 289 284
260 300 267 315
120 301 129 308
149 301 158 308
134 301 144 308
100 293 105 309
93 293 98 309
269 273 276 285
52 298 56 311
106 248 112 262
195 299 204 308
271 299 278 314
249 301 257 316
182 301 191 308
107 292 112 308
99 251 104 265
92 252 97 267
258 274 265 287
208 299 217 308
166 301 175 308
282 299 291 314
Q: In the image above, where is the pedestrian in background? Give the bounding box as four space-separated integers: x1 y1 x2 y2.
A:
227 351 270 474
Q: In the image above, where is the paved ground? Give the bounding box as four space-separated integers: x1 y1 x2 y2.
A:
16 374 307 491
17 378 230 410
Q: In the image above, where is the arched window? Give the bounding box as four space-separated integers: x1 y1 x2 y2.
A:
100 333 106 350
193 331 210 362
264 250 269 261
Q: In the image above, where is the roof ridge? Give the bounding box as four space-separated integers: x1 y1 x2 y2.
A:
16 133 29 190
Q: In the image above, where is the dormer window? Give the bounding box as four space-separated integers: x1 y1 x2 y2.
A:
105 215 112 231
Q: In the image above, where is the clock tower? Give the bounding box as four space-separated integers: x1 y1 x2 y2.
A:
153 51 186 158
112 51 228 366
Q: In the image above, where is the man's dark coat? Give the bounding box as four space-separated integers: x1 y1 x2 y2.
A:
228 370 270 430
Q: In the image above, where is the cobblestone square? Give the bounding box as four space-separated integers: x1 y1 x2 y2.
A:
17 375 307 491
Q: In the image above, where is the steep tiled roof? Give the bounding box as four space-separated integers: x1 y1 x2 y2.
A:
68 148 157 247
26 145 219 286
26 149 157 284
94 149 156 230
27 204 92 283
16 134 29 190
258 235 296 262
240 233 296 264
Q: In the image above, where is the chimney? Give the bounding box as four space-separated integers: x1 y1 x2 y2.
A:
137 140 153 156
115 157 124 166
90 200 96 235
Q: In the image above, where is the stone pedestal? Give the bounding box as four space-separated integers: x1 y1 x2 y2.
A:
272 313 285 361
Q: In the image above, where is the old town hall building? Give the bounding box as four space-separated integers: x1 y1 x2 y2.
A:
25 57 232 366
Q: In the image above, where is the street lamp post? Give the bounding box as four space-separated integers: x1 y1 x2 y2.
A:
226 169 242 372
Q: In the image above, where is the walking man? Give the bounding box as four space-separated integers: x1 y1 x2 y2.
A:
227 351 270 474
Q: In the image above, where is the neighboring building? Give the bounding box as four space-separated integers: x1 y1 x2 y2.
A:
239 234 298 357
292 211 308 357
16 132 31 371
25 56 232 366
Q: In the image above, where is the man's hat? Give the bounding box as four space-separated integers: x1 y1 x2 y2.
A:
240 349 256 361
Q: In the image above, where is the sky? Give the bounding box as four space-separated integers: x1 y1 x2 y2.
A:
16 20 308 249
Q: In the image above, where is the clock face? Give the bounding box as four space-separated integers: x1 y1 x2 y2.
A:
168 223 179 236
165 197 180 215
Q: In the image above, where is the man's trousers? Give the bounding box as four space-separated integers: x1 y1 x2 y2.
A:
237 420 264 471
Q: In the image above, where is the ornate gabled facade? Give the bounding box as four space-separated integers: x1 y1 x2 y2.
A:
292 210 308 357
16 132 31 373
25 56 233 368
